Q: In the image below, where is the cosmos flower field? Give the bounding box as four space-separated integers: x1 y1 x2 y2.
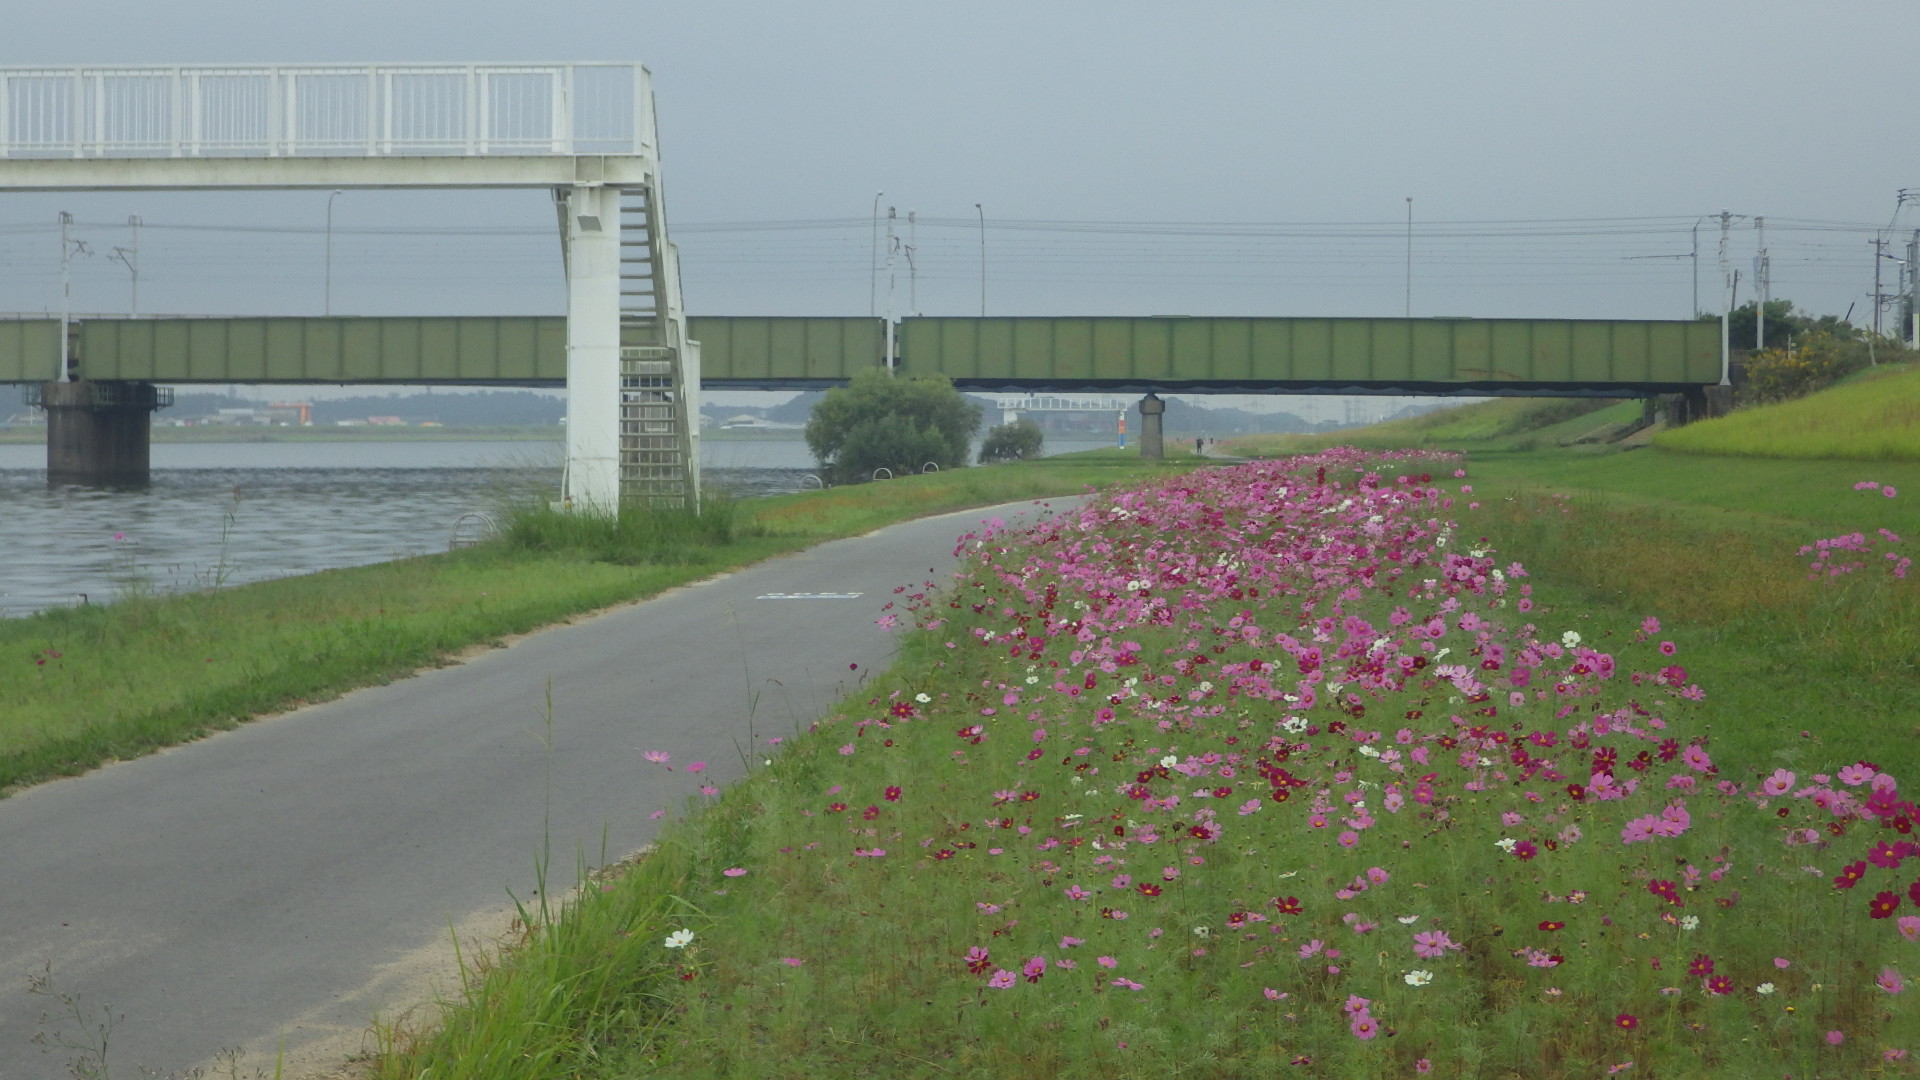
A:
624 450 1917 1077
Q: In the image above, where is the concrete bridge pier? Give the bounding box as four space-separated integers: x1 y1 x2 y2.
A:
1137 393 1166 459
35 380 171 486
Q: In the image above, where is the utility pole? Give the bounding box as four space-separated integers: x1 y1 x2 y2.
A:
883 207 897 374
1728 210 1743 386
869 191 883 318
906 210 918 316
1753 216 1767 350
1404 197 1413 318
58 211 91 382
109 214 141 317
1909 228 1919 347
1873 236 1886 338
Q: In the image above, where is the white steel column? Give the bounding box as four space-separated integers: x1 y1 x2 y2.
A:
562 183 622 510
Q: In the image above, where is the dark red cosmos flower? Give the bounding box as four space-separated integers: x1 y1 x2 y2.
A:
1647 880 1681 905
1614 1013 1638 1030
861 805 880 820
1869 891 1901 919
1512 840 1538 861
1538 920 1565 932
1567 784 1586 801
1706 975 1733 995
1833 861 1867 890
1137 883 1162 897
826 802 848 813
1020 790 1040 802
932 849 955 861
1272 896 1303 915
884 786 902 801
890 701 915 718
1687 953 1714 977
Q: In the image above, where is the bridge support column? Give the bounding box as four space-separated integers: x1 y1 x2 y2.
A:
36 380 169 486
561 184 622 511
1137 393 1166 460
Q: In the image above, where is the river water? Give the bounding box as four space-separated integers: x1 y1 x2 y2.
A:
0 436 1115 618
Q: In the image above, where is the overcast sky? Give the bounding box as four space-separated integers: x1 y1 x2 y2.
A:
3 2 1917 413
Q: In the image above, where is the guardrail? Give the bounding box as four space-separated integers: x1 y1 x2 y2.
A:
0 63 650 159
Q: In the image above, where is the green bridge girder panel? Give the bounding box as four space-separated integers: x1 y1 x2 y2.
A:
0 319 60 383
897 317 1722 393
688 316 885 385
76 318 569 384
2 315 1719 392
46 316 885 385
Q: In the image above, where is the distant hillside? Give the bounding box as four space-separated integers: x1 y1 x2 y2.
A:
169 390 564 426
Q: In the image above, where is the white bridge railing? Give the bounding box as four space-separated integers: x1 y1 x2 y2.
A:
0 63 651 159
1002 394 1131 413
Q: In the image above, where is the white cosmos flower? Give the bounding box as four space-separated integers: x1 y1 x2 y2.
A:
1397 915 1421 925
1679 915 1700 931
1494 838 1518 853
915 693 931 703
1756 982 1775 995
664 929 695 949
1404 970 1433 987
1160 755 1179 768
1562 630 1582 648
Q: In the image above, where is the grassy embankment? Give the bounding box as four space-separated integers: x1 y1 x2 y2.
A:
366 384 1920 1078
1653 361 1920 460
0 449 1198 797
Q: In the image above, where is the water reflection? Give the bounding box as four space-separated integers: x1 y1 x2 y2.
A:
0 461 814 619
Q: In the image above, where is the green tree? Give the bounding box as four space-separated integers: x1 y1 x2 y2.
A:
1715 299 1859 352
804 368 981 483
978 418 1045 463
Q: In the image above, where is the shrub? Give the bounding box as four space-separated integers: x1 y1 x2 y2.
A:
804 368 980 483
1739 333 1872 404
978 418 1045 463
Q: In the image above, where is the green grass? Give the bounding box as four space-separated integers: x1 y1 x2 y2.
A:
1221 397 1630 457
0 455 1201 796
368 446 1920 1080
1655 362 1920 460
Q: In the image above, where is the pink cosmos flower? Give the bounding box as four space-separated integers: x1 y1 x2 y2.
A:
722 867 746 877
1898 916 1920 942
1879 967 1906 994
686 761 707 774
1349 1012 1379 1040
1096 956 1117 968
1112 977 1144 990
642 750 671 766
1022 956 1047 983
1762 768 1796 796
1827 1030 1844 1046
1060 936 1084 948
1413 930 1460 958
988 969 1016 989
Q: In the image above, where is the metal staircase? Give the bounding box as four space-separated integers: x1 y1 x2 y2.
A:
615 185 695 505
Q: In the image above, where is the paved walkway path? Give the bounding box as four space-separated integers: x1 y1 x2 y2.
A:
0 499 1066 1079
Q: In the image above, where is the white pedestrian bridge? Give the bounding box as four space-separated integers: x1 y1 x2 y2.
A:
0 63 693 505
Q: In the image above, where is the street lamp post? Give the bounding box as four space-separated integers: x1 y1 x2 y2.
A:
324 189 344 316
975 202 986 317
